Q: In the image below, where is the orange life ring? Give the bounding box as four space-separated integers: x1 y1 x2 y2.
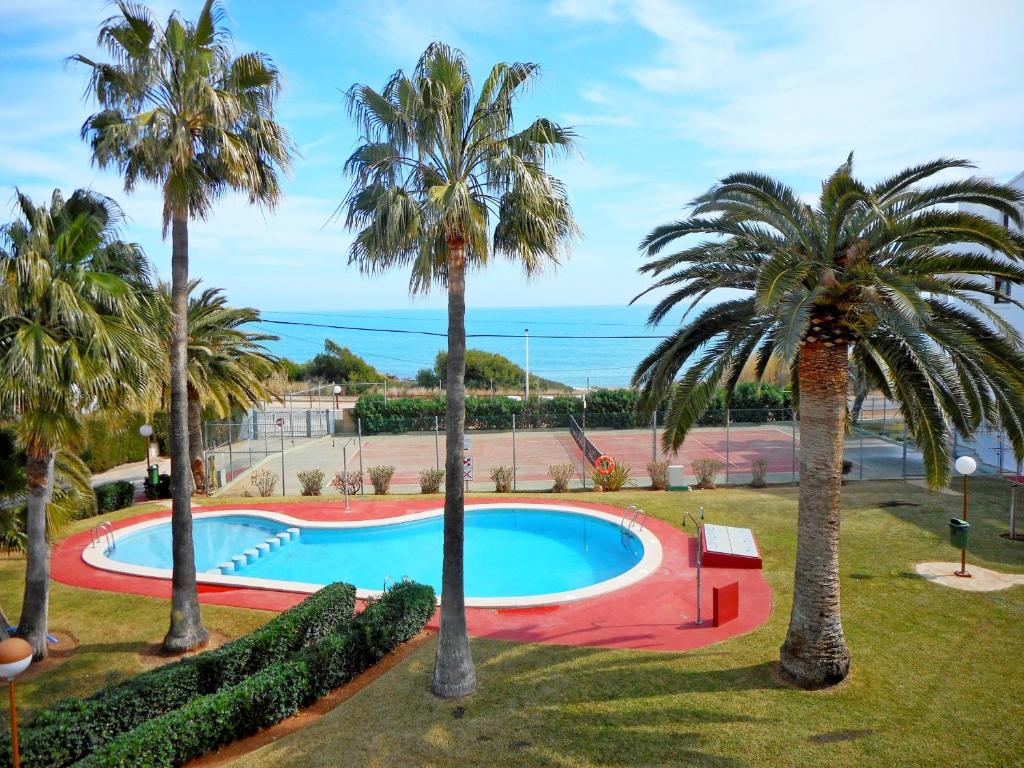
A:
594 454 616 476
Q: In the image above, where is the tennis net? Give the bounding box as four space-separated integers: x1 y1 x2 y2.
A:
568 415 603 467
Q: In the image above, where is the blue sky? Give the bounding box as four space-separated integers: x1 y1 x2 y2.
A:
1 0 1023 312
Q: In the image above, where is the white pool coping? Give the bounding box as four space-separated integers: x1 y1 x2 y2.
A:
81 503 663 608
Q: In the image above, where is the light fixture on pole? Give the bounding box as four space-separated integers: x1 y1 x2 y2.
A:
139 423 154 465
953 455 977 577
524 328 530 399
0 637 33 768
333 384 342 409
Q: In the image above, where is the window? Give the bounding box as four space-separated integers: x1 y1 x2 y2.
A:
995 275 1012 304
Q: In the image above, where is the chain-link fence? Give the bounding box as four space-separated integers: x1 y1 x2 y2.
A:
207 396 1020 496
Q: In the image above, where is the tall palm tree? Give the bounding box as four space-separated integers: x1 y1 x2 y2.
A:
633 156 1024 688
150 281 280 492
0 189 158 658
72 0 294 652
343 42 578 697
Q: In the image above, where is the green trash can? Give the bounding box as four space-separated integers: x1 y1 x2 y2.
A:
148 464 160 486
948 518 970 549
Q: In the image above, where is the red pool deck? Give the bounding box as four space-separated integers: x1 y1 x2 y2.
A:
53 499 772 653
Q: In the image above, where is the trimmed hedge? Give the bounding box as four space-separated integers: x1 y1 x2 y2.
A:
353 384 793 435
93 481 135 516
12 583 357 768
73 581 436 768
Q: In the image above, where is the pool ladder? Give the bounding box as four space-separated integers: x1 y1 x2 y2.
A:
90 521 115 554
621 505 647 531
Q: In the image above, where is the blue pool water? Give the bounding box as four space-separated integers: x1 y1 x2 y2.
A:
109 509 644 598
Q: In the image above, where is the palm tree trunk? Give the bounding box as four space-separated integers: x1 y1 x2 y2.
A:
188 386 206 494
18 451 55 660
431 241 476 699
163 213 208 653
780 340 851 687
0 606 10 640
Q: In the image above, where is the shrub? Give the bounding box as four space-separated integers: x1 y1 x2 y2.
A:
330 470 362 495
93 481 136 515
15 583 357 768
143 473 172 500
692 458 722 489
367 465 395 495
419 468 444 494
548 464 575 493
751 458 768 488
592 462 631 492
297 469 325 496
646 461 669 491
489 465 514 493
72 582 436 768
250 469 278 497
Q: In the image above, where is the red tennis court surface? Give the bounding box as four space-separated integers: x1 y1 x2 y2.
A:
354 424 799 488
53 499 772 653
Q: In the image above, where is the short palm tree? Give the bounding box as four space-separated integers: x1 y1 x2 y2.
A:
343 42 578 697
150 281 280 491
73 0 294 651
633 157 1024 687
0 189 159 658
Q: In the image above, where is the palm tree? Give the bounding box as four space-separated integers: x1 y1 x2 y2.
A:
343 42 578 697
0 189 159 658
633 156 1024 688
72 0 294 652
150 281 280 492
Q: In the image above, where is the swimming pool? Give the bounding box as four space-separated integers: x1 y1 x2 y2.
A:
83 504 662 607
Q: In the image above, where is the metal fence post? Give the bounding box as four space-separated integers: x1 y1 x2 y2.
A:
791 407 798 484
280 426 286 496
998 430 1005 475
651 411 657 463
227 436 233 484
725 408 731 484
902 423 908 477
357 418 365 494
342 443 350 511
859 430 864 480
511 413 517 492
434 416 440 471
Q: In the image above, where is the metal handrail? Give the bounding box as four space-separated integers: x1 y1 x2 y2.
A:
90 521 115 553
620 505 647 531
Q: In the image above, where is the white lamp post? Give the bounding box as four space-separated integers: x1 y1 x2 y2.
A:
0 637 33 768
954 455 977 577
139 423 154 468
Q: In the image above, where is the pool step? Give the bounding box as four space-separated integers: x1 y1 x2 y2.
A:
211 527 301 576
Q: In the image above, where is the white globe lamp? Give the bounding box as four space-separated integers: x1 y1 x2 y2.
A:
954 456 977 476
1 636 33 768
138 423 154 438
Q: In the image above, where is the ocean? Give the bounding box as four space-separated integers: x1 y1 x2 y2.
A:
252 304 674 389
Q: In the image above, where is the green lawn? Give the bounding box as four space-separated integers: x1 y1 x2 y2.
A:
3 480 1023 766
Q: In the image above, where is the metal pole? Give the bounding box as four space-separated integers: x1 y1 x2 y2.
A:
998 430 1005 476
280 426 286 496
228 436 233 487
384 378 388 405
791 407 798 484
357 418 365 494
725 408 730 484
1010 484 1017 541
434 415 440 470
512 413 517 491
9 680 20 768
581 419 587 491
956 475 969 576
902 423 908 477
859 430 864 479
652 411 657 463
342 444 350 511
524 328 530 399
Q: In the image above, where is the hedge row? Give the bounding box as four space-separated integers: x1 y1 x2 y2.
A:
353 383 792 435
73 581 436 768
13 583 357 768
93 481 135 515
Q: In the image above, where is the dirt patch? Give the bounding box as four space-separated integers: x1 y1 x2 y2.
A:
1000 532 1024 542
138 629 231 670
185 630 434 768
19 630 78 682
